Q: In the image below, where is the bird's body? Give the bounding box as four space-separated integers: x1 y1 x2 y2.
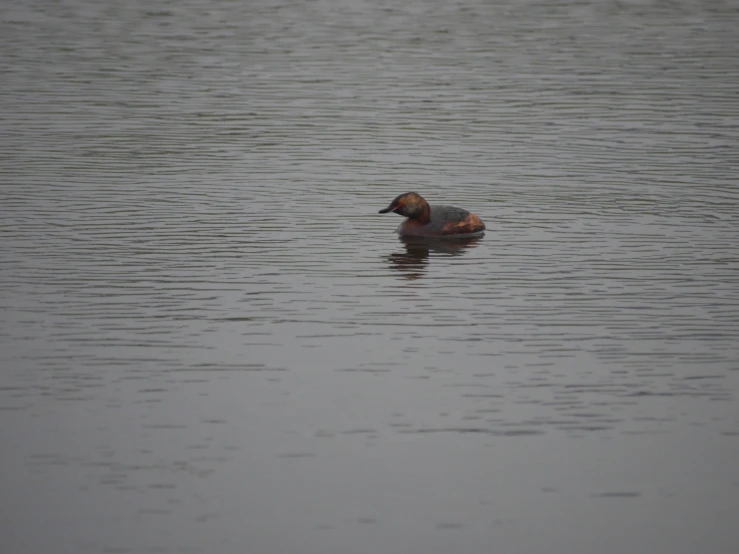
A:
378 192 485 237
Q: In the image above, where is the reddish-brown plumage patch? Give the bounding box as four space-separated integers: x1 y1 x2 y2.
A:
440 213 485 235
398 219 426 237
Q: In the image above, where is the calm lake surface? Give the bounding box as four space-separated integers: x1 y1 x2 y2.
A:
1 1 738 553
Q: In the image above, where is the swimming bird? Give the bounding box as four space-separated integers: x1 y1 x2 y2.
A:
378 192 485 237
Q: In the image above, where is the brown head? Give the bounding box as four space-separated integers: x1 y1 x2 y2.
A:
378 192 431 222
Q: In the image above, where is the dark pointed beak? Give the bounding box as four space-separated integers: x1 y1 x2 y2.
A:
378 204 395 214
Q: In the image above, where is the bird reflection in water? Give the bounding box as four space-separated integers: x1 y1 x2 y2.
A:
387 235 482 280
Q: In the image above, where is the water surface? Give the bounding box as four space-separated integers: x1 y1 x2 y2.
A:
1 1 738 553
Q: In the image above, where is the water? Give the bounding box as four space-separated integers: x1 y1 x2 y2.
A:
1 1 738 553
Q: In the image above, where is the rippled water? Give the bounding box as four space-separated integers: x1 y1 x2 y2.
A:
1 1 738 553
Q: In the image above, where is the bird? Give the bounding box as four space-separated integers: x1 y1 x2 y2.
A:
378 192 485 237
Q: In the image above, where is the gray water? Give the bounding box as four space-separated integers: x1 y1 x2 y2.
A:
2 1 738 553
